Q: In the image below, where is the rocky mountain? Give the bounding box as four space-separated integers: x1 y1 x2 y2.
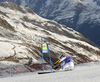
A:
1 0 100 46
0 2 100 75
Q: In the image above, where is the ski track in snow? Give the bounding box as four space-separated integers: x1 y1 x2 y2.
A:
0 61 100 82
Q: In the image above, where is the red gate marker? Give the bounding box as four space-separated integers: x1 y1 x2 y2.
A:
96 53 99 61
16 65 18 74
11 65 13 77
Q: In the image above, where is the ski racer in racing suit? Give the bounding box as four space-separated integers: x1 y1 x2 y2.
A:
53 54 74 70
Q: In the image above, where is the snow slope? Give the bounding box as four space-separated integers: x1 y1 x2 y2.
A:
0 61 100 82
0 2 100 75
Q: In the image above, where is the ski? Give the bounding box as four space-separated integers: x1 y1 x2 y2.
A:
38 69 72 74
38 71 55 74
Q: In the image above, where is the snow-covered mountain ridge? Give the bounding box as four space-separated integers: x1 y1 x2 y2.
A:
1 0 100 46
0 2 100 75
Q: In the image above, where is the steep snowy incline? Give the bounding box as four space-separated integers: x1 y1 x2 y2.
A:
0 61 100 82
0 2 100 76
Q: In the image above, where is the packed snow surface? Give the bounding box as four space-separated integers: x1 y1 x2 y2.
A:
0 61 100 82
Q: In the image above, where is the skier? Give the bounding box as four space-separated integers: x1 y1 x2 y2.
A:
54 54 74 71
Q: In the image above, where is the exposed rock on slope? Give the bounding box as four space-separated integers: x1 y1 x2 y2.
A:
0 2 100 75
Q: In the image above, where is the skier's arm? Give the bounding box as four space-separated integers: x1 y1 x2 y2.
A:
59 57 66 63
